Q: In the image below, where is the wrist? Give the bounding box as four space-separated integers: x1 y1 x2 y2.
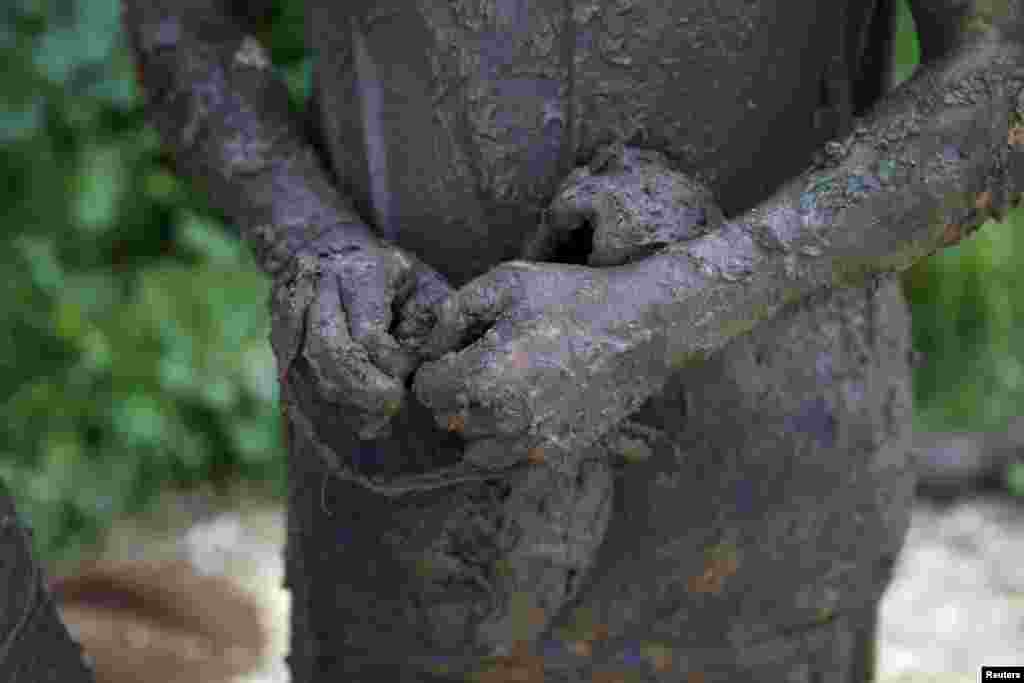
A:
609 232 755 373
252 210 380 277
292 219 379 258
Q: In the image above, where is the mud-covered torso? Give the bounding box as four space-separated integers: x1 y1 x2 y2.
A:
295 5 912 677
309 0 889 287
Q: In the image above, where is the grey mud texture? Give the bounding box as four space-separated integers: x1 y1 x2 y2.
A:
292 0 923 680
116 0 1024 680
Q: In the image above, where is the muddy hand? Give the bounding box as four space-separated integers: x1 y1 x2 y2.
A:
522 144 724 267
413 260 666 468
272 233 453 441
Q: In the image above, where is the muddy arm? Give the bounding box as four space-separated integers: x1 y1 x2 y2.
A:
613 1 1023 385
121 0 380 278
491 2 1024 462
412 3 1024 479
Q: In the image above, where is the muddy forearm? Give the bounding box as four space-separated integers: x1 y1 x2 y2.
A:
122 0 378 277
618 12 1024 376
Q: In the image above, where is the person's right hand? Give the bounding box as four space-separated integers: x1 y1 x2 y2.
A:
270 235 453 441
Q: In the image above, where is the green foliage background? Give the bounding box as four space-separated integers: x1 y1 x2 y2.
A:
891 2 1024 438
1 0 1021 566
1 0 307 565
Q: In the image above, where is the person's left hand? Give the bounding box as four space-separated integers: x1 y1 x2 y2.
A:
413 260 669 469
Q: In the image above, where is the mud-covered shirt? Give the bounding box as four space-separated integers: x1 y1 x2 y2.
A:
309 0 894 288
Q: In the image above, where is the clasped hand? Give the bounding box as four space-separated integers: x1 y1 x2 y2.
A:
413 259 667 469
414 145 712 468
272 234 664 468
274 147 692 470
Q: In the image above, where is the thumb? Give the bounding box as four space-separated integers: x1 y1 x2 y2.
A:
336 261 417 382
420 266 521 360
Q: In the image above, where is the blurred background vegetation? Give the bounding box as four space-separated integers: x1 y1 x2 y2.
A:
1 0 1021 567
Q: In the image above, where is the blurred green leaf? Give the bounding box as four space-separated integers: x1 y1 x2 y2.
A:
144 169 183 202
113 393 169 447
200 378 239 410
73 142 126 233
32 0 120 85
891 0 920 86
1006 463 1024 498
282 56 312 105
15 235 65 293
231 417 279 463
178 210 245 265
0 96 45 142
906 212 1024 432
891 1 1024 433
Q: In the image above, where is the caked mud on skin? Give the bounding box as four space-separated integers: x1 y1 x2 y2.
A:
523 143 725 268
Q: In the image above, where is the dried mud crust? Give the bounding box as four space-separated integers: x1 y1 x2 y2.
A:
523 144 724 267
392 450 616 656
